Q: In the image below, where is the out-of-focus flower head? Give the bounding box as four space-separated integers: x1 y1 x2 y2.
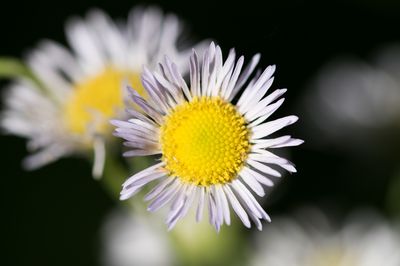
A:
100 208 174 266
250 208 400 266
112 42 303 231
101 207 248 266
1 6 208 177
302 45 400 150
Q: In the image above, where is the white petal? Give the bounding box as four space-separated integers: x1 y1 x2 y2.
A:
211 185 224 227
270 138 304 148
237 65 276 108
223 186 251 228
231 181 262 219
216 185 231 225
247 159 281 177
240 169 265 196
147 180 182 212
123 149 161 157
248 152 297 173
122 162 165 187
238 77 274 114
230 53 261 99
242 167 274 187
190 49 201 97
196 186 206 222
167 185 196 231
65 17 105 73
201 48 211 96
232 180 270 221
177 185 196 219
222 56 244 100
210 46 223 97
22 144 71 170
166 185 187 224
245 97 285 123
144 177 176 201
251 115 299 139
207 189 220 232
123 171 166 189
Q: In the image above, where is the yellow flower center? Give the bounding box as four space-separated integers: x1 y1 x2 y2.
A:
64 68 143 137
160 97 250 186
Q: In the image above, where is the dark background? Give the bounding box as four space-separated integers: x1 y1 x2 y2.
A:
2 0 400 265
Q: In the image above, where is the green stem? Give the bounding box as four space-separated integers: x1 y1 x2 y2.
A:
100 155 127 201
0 57 42 86
99 153 153 215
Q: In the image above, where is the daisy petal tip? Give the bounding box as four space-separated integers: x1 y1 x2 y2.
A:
286 165 298 173
109 119 120 126
289 115 299 124
256 223 263 231
243 220 252 229
167 223 176 232
119 193 130 201
216 226 221 233
126 86 137 96
122 151 131 157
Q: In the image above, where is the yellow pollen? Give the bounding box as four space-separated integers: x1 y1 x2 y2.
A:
64 68 144 136
160 97 251 186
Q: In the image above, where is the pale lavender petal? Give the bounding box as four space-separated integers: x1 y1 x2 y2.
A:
223 186 251 228
251 115 299 139
247 159 282 177
229 53 261 100
144 177 176 201
222 56 244 100
196 186 206 222
147 180 182 212
216 185 231 225
239 169 265 196
242 167 274 187
122 162 165 187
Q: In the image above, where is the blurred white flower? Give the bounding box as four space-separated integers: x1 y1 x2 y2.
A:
250 209 400 266
303 45 400 148
1 6 207 177
100 208 174 266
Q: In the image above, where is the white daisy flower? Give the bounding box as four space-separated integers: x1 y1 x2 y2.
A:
112 42 303 231
250 210 400 266
1 7 207 177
